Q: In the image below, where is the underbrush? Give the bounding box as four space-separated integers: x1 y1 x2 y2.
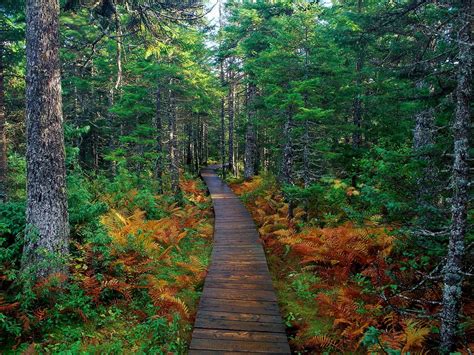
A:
0 170 213 353
229 176 473 354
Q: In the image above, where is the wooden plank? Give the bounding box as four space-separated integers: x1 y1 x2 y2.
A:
198 299 281 315
194 318 285 333
189 338 290 353
203 282 275 291
192 328 287 342
204 277 274 285
202 287 277 302
195 311 283 324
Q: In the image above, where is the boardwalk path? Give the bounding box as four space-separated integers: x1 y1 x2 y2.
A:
189 167 291 354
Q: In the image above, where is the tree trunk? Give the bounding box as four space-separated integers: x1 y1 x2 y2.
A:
302 35 311 188
113 9 122 91
413 82 437 222
228 64 236 175
352 0 364 149
203 120 208 165
220 61 226 179
0 44 7 202
23 0 70 279
167 83 181 199
440 1 472 351
281 110 294 186
244 82 256 180
154 84 164 194
186 121 193 170
193 117 200 173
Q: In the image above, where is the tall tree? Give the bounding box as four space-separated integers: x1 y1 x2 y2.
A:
154 84 164 194
440 0 472 350
0 44 6 202
22 0 69 278
167 80 181 199
227 59 236 175
244 82 257 180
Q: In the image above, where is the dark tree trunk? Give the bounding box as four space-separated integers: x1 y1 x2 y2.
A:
0 44 7 202
352 55 363 149
197 115 204 166
23 0 70 279
193 117 200 173
440 1 472 351
154 84 164 194
244 82 257 180
352 0 364 149
302 36 311 188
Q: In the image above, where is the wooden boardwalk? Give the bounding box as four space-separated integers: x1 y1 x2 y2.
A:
189 167 290 354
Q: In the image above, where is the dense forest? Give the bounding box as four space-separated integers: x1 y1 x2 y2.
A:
0 0 472 353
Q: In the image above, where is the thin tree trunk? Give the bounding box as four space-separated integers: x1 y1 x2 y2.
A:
0 44 7 202
302 32 311 188
413 81 437 223
281 110 293 186
220 60 226 179
352 0 364 149
203 120 208 165
244 82 256 180
154 84 164 194
197 115 203 166
228 63 236 175
186 121 193 170
23 0 69 279
281 109 295 219
219 0 226 178
440 1 472 351
113 9 122 91
193 117 200 173
167 82 181 199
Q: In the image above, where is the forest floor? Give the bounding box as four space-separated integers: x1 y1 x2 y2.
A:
1 176 214 353
1 171 473 353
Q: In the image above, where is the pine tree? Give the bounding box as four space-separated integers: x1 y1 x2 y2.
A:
23 0 69 278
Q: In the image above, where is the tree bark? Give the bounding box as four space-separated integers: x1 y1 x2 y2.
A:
154 84 164 194
113 8 123 91
244 82 257 180
302 33 311 188
440 1 472 352
352 0 364 149
281 110 294 186
0 44 7 202
413 82 437 222
193 116 200 173
185 121 193 170
167 82 181 199
23 0 70 279
228 63 236 175
220 60 226 179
